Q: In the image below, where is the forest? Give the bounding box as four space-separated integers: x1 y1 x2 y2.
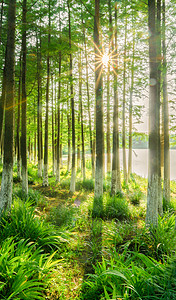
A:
0 0 176 299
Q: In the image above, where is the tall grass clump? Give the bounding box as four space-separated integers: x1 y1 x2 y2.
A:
132 212 176 260
104 195 130 221
76 179 94 191
0 237 59 299
48 204 77 228
0 199 69 252
82 253 176 300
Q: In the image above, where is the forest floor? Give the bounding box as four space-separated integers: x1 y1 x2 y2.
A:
24 165 176 299
2 163 176 299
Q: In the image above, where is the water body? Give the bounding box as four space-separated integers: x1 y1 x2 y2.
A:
119 149 176 180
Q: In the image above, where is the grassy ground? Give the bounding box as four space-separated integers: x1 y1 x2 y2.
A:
0 162 176 299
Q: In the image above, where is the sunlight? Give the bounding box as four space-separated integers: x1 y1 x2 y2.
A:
102 54 109 66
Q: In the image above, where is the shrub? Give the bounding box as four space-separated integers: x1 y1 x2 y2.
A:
48 204 77 228
0 237 59 300
105 196 130 220
129 190 143 206
0 200 69 252
83 253 176 300
133 213 176 260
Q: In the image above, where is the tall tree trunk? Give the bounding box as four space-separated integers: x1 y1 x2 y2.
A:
94 0 103 199
162 0 170 203
68 0 76 193
67 90 71 172
34 98 37 164
51 74 55 175
128 21 135 179
82 22 94 178
122 11 127 183
111 2 121 194
17 60 21 179
106 0 112 175
0 0 16 213
21 0 28 195
156 0 163 215
43 0 50 187
37 34 42 178
146 0 159 227
77 102 81 172
0 0 4 45
0 61 6 149
56 52 61 182
60 107 63 168
79 54 86 180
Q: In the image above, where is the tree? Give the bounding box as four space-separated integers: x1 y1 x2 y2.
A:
111 2 121 194
94 0 104 199
162 0 170 203
43 0 51 187
146 0 159 227
68 0 76 193
21 0 28 195
0 0 16 214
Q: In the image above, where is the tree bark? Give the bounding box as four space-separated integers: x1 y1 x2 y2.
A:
21 0 28 195
111 2 121 194
0 0 16 214
68 0 76 193
79 54 86 180
82 22 94 178
56 52 61 183
162 0 170 203
43 0 51 187
94 0 103 199
146 0 159 227
128 20 135 179
122 11 127 183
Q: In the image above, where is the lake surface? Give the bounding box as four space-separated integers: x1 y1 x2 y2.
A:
118 149 176 180
63 149 176 180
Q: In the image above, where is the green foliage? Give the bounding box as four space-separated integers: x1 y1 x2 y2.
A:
92 196 104 219
83 253 176 300
48 204 77 228
0 237 59 300
129 190 143 206
132 213 176 260
76 179 94 191
0 200 68 252
104 195 130 221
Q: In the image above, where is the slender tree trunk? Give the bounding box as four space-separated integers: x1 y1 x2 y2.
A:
77 103 81 172
0 0 4 45
34 98 37 164
43 0 50 187
56 52 61 182
60 108 63 168
156 0 163 215
0 62 6 149
146 0 159 227
111 3 121 194
128 23 135 179
94 0 103 199
37 35 43 178
17 62 21 179
68 0 76 192
79 54 86 180
0 0 16 213
162 0 170 203
83 23 94 178
21 0 28 195
106 0 112 175
122 12 127 183
67 91 71 172
51 74 55 175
